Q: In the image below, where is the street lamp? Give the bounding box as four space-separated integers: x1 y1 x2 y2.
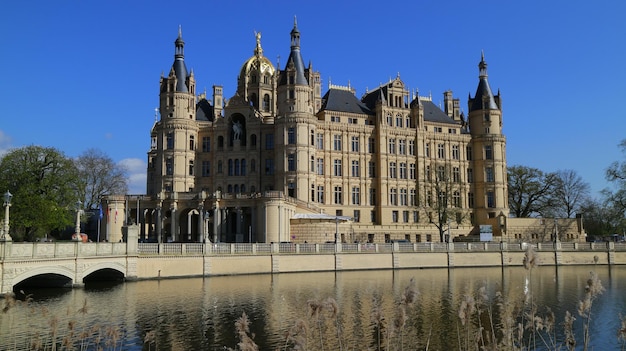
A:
1 190 12 241
75 200 82 241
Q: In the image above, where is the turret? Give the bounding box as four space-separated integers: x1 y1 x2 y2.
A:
467 52 508 221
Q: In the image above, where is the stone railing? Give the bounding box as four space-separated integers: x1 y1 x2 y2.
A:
135 241 621 256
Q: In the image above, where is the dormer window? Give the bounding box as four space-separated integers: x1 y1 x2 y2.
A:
289 75 295 84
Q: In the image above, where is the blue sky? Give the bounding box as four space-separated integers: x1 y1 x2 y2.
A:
1 1 624 196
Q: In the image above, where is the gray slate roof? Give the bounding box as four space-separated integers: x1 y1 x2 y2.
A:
421 100 458 124
320 89 373 115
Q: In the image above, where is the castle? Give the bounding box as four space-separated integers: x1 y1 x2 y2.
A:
101 21 585 244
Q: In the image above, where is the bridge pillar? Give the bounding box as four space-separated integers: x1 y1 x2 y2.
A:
124 225 139 280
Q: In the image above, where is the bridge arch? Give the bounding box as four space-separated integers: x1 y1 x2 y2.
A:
81 262 126 281
10 266 76 291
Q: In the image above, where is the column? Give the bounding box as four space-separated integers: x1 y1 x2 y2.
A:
170 207 177 242
197 208 204 242
156 207 162 243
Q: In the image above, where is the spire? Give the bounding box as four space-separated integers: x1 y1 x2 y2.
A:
172 25 189 92
469 51 497 111
279 17 308 85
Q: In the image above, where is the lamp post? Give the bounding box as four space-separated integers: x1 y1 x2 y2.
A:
1 190 12 241
74 200 82 241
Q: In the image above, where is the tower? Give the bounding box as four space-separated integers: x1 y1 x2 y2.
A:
276 18 319 201
147 27 199 196
467 52 508 221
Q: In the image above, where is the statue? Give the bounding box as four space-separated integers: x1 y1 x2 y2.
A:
233 121 243 140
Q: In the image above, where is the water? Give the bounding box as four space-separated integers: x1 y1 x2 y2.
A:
2 265 626 350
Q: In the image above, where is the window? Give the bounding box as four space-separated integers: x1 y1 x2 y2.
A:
386 114 393 126
241 159 247 176
217 160 223 173
410 189 417 206
331 116 340 123
399 139 406 155
487 191 495 208
228 159 234 176
409 140 415 155
409 163 416 179
426 165 431 180
333 135 342 151
368 138 375 153
453 191 461 207
234 159 240 175
265 158 274 175
352 187 360 205
388 138 396 154
263 94 270 111
392 211 399 223
288 154 296 171
166 157 173 175
369 188 377 206
250 159 256 173
265 133 274 150
413 211 419 223
353 210 360 223
250 134 257 147
370 211 376 224
351 160 360 177
334 186 343 204
348 117 358 124
311 184 315 201
468 192 474 207
485 145 493 160
449 128 457 134
166 132 174 149
316 133 324 149
486 167 494 182
351 136 360 152
202 137 210 152
425 143 431 157
467 168 473 182
317 185 324 203
201 161 210 177
189 135 195 151
466 146 473 160
288 127 296 144
390 188 397 206
400 188 408 206
316 158 324 175
389 162 397 178
403 211 409 223
399 163 407 179
310 156 314 172
437 144 445 158
188 160 194 176
437 165 445 181
452 145 460 160
334 159 342 176
396 116 403 127
289 89 295 99
369 161 376 178
453 167 460 182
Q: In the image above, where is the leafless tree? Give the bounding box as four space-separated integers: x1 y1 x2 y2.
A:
548 169 590 218
507 165 558 218
75 148 128 209
424 164 467 242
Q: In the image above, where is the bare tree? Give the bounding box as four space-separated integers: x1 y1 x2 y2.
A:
75 148 128 209
424 164 466 242
507 165 558 218
606 139 626 217
548 169 590 218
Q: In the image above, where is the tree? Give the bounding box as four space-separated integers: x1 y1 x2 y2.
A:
606 139 626 218
75 148 128 210
507 165 558 218
548 169 590 218
579 197 624 238
0 146 79 241
425 164 467 242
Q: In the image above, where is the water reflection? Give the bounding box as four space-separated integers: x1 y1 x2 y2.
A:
2 266 626 350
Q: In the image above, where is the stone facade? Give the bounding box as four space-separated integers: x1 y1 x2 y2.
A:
101 21 585 244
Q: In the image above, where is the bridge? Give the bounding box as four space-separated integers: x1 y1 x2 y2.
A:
2 225 626 296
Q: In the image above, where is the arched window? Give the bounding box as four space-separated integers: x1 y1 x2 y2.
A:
227 184 233 193
250 93 258 109
234 184 239 193
241 159 247 175
234 159 240 175
250 134 257 147
217 136 224 148
241 184 246 193
263 94 270 112
228 159 233 176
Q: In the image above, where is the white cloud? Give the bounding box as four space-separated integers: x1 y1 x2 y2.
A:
119 158 147 195
0 130 13 157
